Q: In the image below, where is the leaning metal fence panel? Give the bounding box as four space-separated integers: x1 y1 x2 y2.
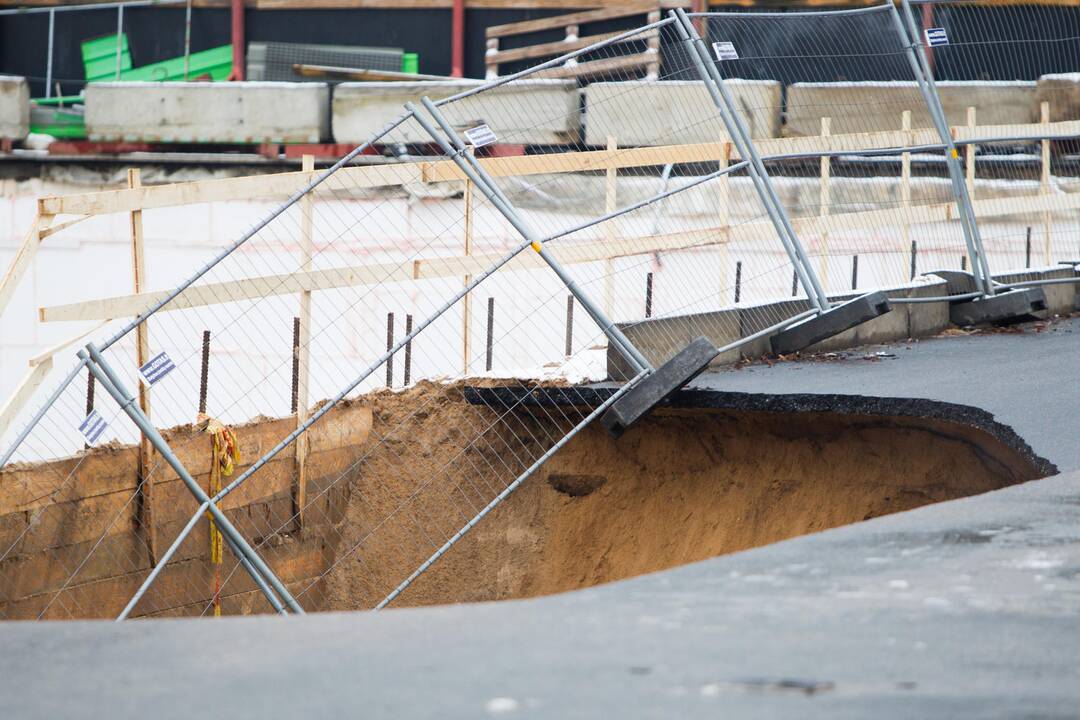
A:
908 0 1080 275
3 1 1079 621
429 19 824 373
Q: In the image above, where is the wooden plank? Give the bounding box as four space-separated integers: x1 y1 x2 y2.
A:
127 168 157 566
487 30 630 65
41 261 415 323
900 110 913 284
817 116 831 287
41 188 1080 326
38 163 418 217
485 1 657 38
0 214 52 320
1040 101 1052 264
0 359 53 442
36 119 1080 220
294 155 315 529
965 106 976 200
37 214 90 240
462 150 474 375
604 135 618 317
531 52 656 80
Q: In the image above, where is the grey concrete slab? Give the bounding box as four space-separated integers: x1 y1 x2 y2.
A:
1 468 1078 719
696 316 1080 471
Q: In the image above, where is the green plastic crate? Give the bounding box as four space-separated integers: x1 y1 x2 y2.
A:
401 53 418 75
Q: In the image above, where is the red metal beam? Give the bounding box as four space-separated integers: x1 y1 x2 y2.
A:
228 0 246 81
451 0 465 77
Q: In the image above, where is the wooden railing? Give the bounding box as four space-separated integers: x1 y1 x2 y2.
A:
2 106 1078 447
484 1 661 79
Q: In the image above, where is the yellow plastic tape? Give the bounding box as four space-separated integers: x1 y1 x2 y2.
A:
951 148 959 159
531 241 543 253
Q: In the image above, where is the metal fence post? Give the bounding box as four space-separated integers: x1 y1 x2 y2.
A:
78 344 304 615
892 0 995 296
45 9 55 98
671 8 830 313
412 98 653 374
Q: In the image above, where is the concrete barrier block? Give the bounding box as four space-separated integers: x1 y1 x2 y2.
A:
994 266 1077 315
332 80 578 145
1035 74 1080 123
785 81 1035 136
905 279 951 338
606 307 743 381
0 75 30 141
584 80 780 147
85 82 330 143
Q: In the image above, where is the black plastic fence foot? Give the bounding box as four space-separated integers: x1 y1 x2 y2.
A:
601 336 717 438
769 291 891 356
949 288 1047 326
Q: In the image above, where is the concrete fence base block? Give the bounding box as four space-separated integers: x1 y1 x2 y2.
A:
605 280 950 380
950 288 1048 326
770 292 892 356
86 82 330 144
0 75 30 141
332 80 578 145
601 336 717 438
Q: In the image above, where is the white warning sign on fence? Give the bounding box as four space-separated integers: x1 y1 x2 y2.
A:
463 124 497 148
924 27 949 47
79 410 108 445
139 351 176 386
712 41 739 61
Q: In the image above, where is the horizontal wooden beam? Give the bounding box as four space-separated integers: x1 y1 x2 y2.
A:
487 30 629 66
531 51 657 80
485 0 657 38
38 188 1080 325
38 118 1080 220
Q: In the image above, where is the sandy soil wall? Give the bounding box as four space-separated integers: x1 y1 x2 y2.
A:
325 397 1044 610
0 383 1046 619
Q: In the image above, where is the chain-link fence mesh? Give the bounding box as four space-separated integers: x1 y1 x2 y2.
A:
2 0 1078 621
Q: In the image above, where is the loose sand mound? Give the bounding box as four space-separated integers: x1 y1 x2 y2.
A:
322 385 1045 610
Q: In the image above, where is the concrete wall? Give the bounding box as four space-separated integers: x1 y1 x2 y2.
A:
85 82 330 143
1035 74 1080 124
0 75 29 141
607 278 952 379
785 81 1036 136
332 79 578 145
0 402 372 620
583 80 781 147
607 264 1080 379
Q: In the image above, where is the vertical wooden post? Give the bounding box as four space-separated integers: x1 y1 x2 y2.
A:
293 154 314 530
462 153 474 375
604 135 618 318
965 106 976 201
645 10 662 79
818 116 832 290
1041 101 1052 265
901 110 913 283
128 167 156 565
718 141 731 300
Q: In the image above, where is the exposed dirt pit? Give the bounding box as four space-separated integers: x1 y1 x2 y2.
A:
324 387 1050 610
